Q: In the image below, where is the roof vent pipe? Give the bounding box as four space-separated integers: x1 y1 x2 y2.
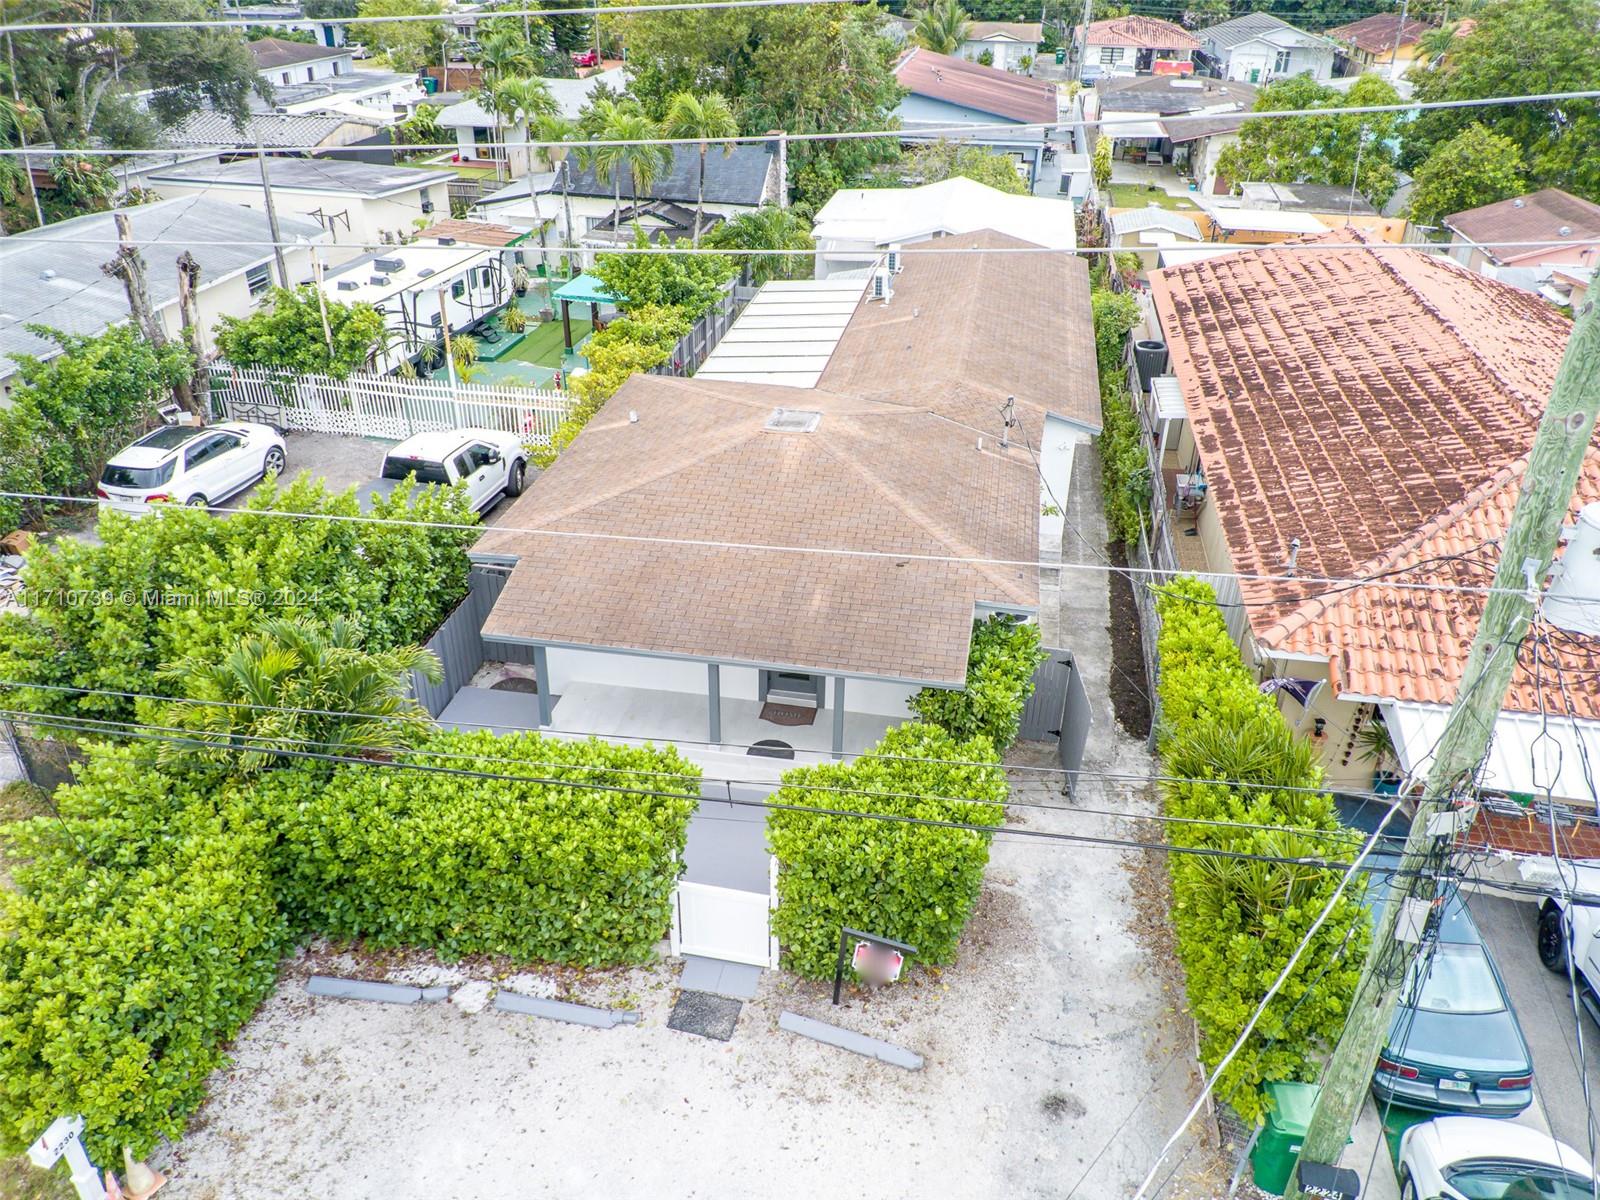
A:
1285 537 1301 576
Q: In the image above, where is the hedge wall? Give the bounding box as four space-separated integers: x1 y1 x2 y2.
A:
910 614 1046 751
258 730 703 964
768 723 1008 978
0 746 289 1162
1154 577 1368 1122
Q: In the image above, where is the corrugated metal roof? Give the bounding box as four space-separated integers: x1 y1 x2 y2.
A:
1199 12 1328 50
697 279 868 388
1109 208 1202 240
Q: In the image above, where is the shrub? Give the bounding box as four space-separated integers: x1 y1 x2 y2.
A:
0 745 289 1161
258 729 702 963
1154 578 1368 1121
910 615 1046 750
768 723 1007 978
0 475 477 725
213 285 386 379
1090 287 1149 545
592 228 737 312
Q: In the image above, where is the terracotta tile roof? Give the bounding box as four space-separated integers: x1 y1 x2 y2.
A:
818 230 1102 437
1081 16 1200 50
475 378 1040 684
1445 188 1600 266
894 48 1060 124
1149 235 1593 714
1326 13 1434 54
415 219 523 247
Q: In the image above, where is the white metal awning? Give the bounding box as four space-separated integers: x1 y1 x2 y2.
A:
697 278 869 388
1385 700 1600 804
1150 375 1186 421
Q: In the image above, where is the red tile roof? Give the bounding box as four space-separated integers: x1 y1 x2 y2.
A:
1081 15 1200 50
1149 235 1598 715
1326 13 1434 54
894 48 1060 124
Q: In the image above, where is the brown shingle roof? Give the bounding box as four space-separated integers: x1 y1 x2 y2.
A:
819 230 1102 437
249 36 346 70
416 219 524 247
894 48 1059 124
1445 188 1600 266
1081 15 1200 50
475 378 1040 684
1149 235 1589 714
1325 13 1433 54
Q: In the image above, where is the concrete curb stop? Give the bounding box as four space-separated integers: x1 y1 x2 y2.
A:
494 991 642 1029
306 976 451 1005
778 1010 924 1070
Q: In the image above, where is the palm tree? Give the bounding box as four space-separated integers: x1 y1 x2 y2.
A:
157 615 442 775
588 103 672 237
491 76 560 264
663 92 739 246
471 28 540 92
911 0 969 56
705 206 814 284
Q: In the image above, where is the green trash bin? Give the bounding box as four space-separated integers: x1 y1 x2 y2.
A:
1250 1081 1321 1196
1054 47 1066 64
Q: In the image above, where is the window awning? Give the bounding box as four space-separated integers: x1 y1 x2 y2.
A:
1385 701 1600 806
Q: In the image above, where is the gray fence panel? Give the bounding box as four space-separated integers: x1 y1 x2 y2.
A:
411 567 509 717
1057 652 1092 798
1017 648 1093 798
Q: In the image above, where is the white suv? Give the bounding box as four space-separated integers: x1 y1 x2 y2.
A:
97 422 287 515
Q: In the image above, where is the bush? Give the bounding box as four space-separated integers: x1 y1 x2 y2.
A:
0 475 478 725
1154 578 1368 1121
0 745 289 1161
768 723 1007 978
910 615 1046 750
213 285 386 379
258 730 702 963
591 228 737 312
1090 287 1150 545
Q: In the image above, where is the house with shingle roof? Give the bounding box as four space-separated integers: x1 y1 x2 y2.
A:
1195 12 1335 83
893 49 1060 188
1326 13 1435 78
1444 188 1600 277
1142 234 1600 802
465 230 1098 779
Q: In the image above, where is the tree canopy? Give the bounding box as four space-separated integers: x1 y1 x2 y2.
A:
704 206 815 283
873 139 1031 194
357 0 447 74
213 286 387 379
1406 123 1528 225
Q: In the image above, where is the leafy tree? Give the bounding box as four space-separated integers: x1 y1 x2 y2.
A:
663 91 740 245
303 0 361 16
1092 134 1112 191
705 205 815 283
593 228 737 311
874 138 1031 193
0 325 193 532
357 0 447 73
911 0 971 54
1405 0 1600 202
395 102 444 156
1406 122 1528 225
158 615 441 774
1214 74 1405 206
910 615 1046 749
213 285 386 379
48 154 116 213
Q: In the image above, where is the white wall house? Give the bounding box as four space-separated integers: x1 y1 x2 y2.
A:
1197 13 1336 83
0 197 325 401
436 69 629 173
248 37 423 121
249 36 355 88
147 159 455 263
958 22 1043 70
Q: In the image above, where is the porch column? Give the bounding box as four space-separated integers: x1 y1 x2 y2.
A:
560 298 573 351
707 663 722 744
831 676 846 760
532 645 553 727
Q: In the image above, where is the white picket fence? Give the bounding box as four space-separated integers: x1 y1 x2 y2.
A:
209 365 575 445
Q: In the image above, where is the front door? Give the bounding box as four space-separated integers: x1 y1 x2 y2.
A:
760 669 824 707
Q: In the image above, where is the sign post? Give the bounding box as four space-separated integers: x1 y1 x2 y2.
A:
831 927 917 1005
25 1115 103 1200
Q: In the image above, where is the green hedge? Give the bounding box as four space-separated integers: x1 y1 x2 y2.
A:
0 746 289 1162
910 614 1046 750
1090 286 1151 546
768 723 1007 978
258 730 702 964
1155 577 1368 1122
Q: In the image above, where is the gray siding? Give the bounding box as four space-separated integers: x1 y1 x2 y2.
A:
411 566 510 717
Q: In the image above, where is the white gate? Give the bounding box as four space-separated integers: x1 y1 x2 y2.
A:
670 870 778 968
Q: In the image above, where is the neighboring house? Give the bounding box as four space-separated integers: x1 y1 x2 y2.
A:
244 37 423 124
1079 16 1199 78
249 36 355 88
1444 188 1600 277
1545 265 1593 310
160 105 390 155
474 143 780 251
1089 74 1255 171
1108 208 1203 267
1144 235 1599 801
318 236 511 375
436 69 628 173
1159 110 1247 193
146 158 455 261
810 176 1076 279
1191 195 1329 242
1222 181 1408 241
0 197 326 400
959 22 1044 69
466 229 1101 779
1326 13 1434 78
894 49 1060 188
1196 13 1336 83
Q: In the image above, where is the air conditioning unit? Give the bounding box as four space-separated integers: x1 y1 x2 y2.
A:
420 200 435 213
886 242 904 274
369 274 391 286
869 269 893 303
336 280 358 291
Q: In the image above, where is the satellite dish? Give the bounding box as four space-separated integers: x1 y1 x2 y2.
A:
1545 501 1600 637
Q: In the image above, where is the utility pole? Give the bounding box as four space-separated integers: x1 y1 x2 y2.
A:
437 286 457 389
175 251 210 418
309 255 336 359
255 136 290 288
773 131 788 209
1286 294 1600 1198
1073 0 1093 83
523 120 550 276
1387 0 1410 79
560 158 576 273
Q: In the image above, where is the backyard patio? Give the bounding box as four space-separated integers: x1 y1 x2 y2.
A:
430 280 608 387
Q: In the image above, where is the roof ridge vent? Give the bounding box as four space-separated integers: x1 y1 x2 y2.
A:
763 407 822 433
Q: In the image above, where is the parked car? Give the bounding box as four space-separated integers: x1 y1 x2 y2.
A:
1372 891 1534 1116
1534 862 1600 1027
354 428 530 514
1398 1116 1595 1200
97 422 286 515
571 48 599 68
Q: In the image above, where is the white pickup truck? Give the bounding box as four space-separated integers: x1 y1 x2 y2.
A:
1536 862 1600 1021
357 429 531 514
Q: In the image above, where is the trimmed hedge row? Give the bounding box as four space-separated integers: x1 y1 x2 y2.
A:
910 614 1046 751
1155 577 1368 1122
768 723 1007 978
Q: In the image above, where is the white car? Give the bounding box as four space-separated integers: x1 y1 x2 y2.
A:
355 428 531 515
1398 1115 1595 1200
97 422 287 515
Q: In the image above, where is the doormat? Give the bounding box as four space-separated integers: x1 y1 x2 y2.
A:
759 702 817 727
667 990 743 1041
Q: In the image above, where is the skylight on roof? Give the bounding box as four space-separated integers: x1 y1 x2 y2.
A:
763 408 822 433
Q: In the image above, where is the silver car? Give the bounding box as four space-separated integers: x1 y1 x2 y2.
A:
97 423 287 515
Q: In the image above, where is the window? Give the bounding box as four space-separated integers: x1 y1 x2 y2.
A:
1273 49 1293 73
451 279 466 300
332 61 341 76
452 450 476 478
1099 46 1124 65
465 443 498 470
184 436 225 470
306 67 315 82
281 72 290 85
245 263 272 297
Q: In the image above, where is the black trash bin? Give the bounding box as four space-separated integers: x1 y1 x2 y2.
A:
1134 339 1168 391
